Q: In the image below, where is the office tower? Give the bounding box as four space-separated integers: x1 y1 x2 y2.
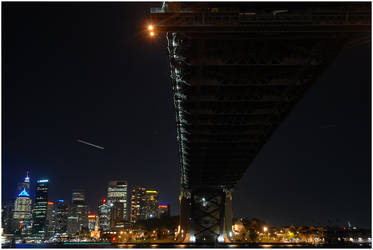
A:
130 186 146 223
88 214 97 232
55 200 68 234
13 188 33 236
107 180 128 221
144 190 159 219
158 203 170 218
2 202 15 234
98 199 110 231
110 202 124 229
32 179 49 239
67 216 79 235
71 189 88 233
46 202 55 238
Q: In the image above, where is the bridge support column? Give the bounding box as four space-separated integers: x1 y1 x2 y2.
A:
179 188 233 244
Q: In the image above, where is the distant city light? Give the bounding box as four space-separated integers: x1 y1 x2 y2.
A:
218 235 224 243
150 31 155 37
148 25 153 31
47 202 54 205
58 200 64 202
263 226 268 232
37 179 49 183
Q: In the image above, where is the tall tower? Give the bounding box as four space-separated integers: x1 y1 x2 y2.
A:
107 180 128 222
70 189 88 233
130 186 146 223
16 170 31 197
55 200 68 234
144 190 159 219
32 179 49 239
13 188 32 236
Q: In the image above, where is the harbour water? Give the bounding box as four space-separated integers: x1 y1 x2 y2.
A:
3 242 371 248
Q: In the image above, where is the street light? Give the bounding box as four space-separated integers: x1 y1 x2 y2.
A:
263 226 268 232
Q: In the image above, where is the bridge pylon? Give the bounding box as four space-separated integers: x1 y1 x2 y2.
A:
178 187 233 244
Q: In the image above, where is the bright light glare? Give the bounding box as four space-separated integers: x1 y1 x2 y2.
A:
148 25 153 31
190 235 196 243
218 235 224 243
150 31 155 37
263 226 268 232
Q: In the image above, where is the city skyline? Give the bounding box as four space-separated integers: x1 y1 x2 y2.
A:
2 1 371 232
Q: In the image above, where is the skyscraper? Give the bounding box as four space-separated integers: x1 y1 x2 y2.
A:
55 200 68 234
32 179 49 239
144 190 159 219
88 214 96 232
13 188 32 236
107 180 128 221
130 186 146 223
98 199 110 232
46 202 55 238
70 189 88 233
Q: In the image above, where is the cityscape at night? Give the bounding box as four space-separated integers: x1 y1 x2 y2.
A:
2 1 371 248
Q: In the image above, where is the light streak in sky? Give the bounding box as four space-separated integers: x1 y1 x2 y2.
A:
77 139 104 150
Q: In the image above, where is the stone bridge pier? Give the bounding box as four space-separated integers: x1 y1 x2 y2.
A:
178 188 233 244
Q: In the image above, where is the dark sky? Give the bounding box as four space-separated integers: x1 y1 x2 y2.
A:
2 3 371 229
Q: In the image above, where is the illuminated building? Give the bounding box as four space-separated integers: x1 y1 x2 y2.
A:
71 189 88 233
2 202 14 234
144 190 159 219
88 214 96 232
16 170 31 195
32 179 49 239
55 200 68 234
110 202 124 229
13 188 32 236
46 202 55 238
98 199 110 231
130 186 146 222
107 180 128 221
67 216 79 235
158 203 170 218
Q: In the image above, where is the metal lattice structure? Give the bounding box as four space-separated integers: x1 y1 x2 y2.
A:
150 2 370 243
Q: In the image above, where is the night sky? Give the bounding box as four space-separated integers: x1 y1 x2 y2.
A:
2 3 371 229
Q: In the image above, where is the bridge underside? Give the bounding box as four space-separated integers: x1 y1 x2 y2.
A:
150 2 370 243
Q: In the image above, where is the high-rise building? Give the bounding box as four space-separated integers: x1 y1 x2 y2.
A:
13 188 32 236
158 203 170 218
2 201 15 234
46 202 55 238
130 186 146 223
110 202 124 229
98 199 110 232
32 179 49 239
71 189 88 233
107 180 128 221
55 200 68 234
144 190 159 219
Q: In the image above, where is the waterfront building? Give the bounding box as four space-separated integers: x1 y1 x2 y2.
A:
107 180 128 221
158 203 170 218
130 186 146 222
55 200 68 234
144 190 159 219
32 179 49 239
71 189 88 232
98 199 110 231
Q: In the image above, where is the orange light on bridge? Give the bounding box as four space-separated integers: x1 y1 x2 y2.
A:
148 25 153 31
150 31 155 37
